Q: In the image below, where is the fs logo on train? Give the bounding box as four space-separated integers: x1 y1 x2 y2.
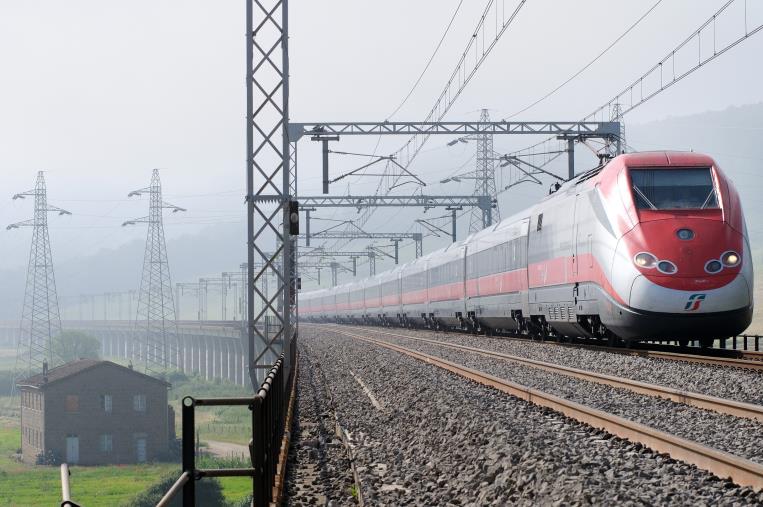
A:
684 293 706 311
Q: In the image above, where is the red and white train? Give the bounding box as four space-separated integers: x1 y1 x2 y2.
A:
300 152 754 345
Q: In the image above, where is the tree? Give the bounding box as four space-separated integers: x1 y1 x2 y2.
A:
52 331 100 364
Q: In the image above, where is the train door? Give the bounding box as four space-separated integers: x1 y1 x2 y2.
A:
461 245 468 317
572 194 581 277
573 192 592 298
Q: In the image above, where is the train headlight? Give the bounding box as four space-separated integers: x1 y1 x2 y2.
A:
705 260 723 274
657 260 678 274
676 228 694 240
721 251 741 267
634 252 657 269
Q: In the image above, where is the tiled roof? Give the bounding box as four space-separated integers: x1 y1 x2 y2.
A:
16 359 170 388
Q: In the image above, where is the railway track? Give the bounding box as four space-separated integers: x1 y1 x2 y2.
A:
313 321 763 371
307 323 763 490
323 324 763 423
550 340 763 370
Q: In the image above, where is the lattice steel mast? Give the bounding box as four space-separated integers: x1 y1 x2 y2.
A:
470 109 500 232
8 172 71 380
123 169 186 374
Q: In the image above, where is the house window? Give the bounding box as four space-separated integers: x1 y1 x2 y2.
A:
100 394 112 413
100 434 113 453
133 394 146 412
65 395 79 412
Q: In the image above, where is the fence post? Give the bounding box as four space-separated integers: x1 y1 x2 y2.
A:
182 397 196 506
252 395 265 507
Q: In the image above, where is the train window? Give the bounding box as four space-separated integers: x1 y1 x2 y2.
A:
536 214 543 231
630 168 718 210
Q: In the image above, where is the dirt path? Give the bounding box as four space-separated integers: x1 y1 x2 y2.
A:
204 439 248 459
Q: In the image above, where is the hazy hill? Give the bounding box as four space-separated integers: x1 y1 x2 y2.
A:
0 103 762 331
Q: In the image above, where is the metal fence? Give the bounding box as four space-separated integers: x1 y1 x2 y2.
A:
158 339 297 507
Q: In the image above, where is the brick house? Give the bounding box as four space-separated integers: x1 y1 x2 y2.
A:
17 359 174 465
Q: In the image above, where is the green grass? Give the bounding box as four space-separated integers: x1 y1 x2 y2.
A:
0 369 258 506
2 463 177 507
0 426 176 507
168 372 253 446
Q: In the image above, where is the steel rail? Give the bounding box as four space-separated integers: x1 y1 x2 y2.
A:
616 348 763 370
513 332 763 370
741 350 763 361
321 325 763 491
338 323 763 371
541 340 763 371
329 325 763 423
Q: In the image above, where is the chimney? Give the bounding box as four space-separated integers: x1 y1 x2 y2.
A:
42 360 48 383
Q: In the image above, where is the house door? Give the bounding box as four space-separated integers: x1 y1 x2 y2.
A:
66 436 79 464
135 437 147 463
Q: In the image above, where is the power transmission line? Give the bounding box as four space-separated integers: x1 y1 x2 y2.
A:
7 172 71 385
123 169 186 375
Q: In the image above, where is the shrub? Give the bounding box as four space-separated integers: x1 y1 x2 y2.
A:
35 449 61 466
124 471 228 507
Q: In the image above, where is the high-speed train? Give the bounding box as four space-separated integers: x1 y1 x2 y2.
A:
300 152 754 346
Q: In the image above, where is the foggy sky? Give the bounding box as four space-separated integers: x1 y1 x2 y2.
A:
2 0 762 277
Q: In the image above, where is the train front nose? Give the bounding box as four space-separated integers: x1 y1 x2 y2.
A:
621 218 751 313
608 219 753 339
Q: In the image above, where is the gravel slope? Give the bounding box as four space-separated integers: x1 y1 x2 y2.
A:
299 326 763 505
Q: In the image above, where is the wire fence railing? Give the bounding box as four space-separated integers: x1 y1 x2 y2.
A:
157 340 297 507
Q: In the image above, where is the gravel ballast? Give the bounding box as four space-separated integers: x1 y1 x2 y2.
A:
295 325 763 505
337 325 763 465
285 351 358 506
345 325 763 405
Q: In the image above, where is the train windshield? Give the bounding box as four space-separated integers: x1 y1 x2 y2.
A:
630 168 718 210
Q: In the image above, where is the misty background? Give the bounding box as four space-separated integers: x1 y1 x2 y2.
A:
1 1 762 330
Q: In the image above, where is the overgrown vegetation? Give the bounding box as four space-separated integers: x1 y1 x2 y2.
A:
52 330 101 364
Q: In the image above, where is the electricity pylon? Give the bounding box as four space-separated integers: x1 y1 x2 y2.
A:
610 102 626 155
123 169 186 375
470 109 500 233
7 172 71 382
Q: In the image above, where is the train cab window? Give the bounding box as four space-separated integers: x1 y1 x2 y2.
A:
536 213 543 231
630 168 718 210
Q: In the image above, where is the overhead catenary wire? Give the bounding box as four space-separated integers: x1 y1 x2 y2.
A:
326 0 528 254
386 0 466 120
503 0 664 120
504 0 763 186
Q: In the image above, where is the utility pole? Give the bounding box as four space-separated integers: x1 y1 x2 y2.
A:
7 172 71 380
123 169 186 375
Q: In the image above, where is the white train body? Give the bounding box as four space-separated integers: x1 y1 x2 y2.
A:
300 152 753 342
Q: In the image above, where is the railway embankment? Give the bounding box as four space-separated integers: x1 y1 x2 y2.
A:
288 325 763 505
